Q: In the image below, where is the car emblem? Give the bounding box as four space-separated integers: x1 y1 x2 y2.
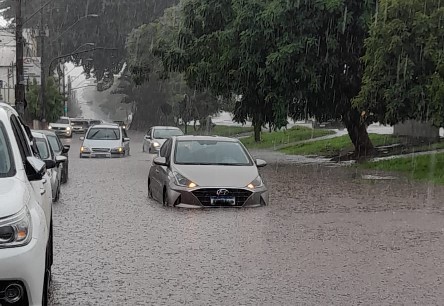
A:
216 189 229 196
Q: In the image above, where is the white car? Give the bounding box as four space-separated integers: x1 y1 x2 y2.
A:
0 102 53 305
143 126 184 154
32 131 67 202
80 124 130 158
48 116 72 138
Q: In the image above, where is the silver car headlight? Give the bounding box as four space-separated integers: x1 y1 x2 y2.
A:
173 171 198 188
0 207 32 249
80 146 91 153
246 176 264 189
152 142 160 148
66 126 71 131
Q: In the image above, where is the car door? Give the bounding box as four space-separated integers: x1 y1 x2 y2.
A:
144 128 152 152
10 115 52 227
122 128 130 153
151 139 171 200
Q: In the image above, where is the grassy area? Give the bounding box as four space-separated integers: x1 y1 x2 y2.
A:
241 126 334 149
182 125 254 137
363 153 444 185
280 134 401 157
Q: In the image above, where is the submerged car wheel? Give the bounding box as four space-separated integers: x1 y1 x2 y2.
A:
148 179 153 199
163 188 168 207
42 236 52 305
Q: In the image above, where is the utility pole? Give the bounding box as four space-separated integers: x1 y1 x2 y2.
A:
37 1 49 126
15 0 26 118
62 66 67 116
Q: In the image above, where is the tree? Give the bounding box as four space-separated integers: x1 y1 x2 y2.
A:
355 0 444 128
25 77 64 122
0 0 179 79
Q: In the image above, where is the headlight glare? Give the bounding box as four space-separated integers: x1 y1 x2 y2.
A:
66 126 71 131
247 176 263 189
0 207 32 248
173 171 197 188
153 142 160 147
80 146 91 153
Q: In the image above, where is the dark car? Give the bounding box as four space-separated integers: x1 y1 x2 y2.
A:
38 130 70 183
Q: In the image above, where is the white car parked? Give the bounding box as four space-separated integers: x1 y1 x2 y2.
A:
80 123 131 158
48 116 72 138
0 102 54 305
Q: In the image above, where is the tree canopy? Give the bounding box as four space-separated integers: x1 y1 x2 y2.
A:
355 0 444 127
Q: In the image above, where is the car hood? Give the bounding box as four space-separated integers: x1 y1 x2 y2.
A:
49 123 70 128
172 164 258 187
82 139 122 148
0 177 28 218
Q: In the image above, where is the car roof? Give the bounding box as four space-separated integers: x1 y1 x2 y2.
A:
89 124 120 129
152 126 181 130
33 129 57 137
173 135 238 142
0 102 18 121
31 131 47 139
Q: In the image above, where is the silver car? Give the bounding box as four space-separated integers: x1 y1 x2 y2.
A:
143 126 184 154
148 136 269 208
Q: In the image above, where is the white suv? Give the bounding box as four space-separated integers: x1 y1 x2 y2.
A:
0 102 53 305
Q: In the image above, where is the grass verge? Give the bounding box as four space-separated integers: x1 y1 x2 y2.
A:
183 125 254 137
241 126 334 149
363 153 444 185
280 134 400 157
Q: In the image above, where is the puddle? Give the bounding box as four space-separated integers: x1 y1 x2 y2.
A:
361 174 398 180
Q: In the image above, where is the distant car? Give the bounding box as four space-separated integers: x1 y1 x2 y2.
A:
143 126 184 154
80 124 130 158
32 131 67 202
48 116 72 138
70 118 89 134
113 120 127 130
88 119 104 127
148 135 269 208
37 130 70 184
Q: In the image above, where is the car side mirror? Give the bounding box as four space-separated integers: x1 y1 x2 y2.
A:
45 159 57 169
62 145 70 154
26 156 46 181
255 159 267 167
153 157 168 166
56 155 67 165
79 136 85 141
145 135 151 140
123 137 130 142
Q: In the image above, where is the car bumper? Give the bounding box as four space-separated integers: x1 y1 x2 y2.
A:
53 130 72 137
80 152 125 158
0 209 47 305
167 183 269 208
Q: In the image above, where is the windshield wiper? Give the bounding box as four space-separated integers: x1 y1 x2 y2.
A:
88 130 100 139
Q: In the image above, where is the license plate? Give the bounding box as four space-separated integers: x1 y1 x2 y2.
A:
210 197 236 205
92 153 111 158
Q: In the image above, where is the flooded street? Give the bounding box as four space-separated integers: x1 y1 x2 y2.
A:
50 133 444 305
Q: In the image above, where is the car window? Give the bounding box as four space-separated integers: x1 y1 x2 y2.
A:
56 118 70 124
153 128 184 139
0 122 15 177
10 115 31 162
47 135 62 153
122 129 128 138
147 128 152 137
35 137 50 159
86 128 120 140
159 138 170 157
174 140 252 165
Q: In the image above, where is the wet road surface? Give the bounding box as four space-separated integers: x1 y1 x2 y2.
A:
50 132 444 305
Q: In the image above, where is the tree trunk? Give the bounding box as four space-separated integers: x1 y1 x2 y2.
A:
253 122 261 142
343 111 374 158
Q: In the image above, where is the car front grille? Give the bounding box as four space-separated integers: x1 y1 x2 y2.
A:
52 127 66 131
192 188 253 207
92 148 111 153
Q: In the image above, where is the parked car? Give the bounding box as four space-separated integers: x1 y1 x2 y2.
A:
0 102 54 305
70 118 89 134
80 124 130 158
32 131 67 202
48 116 72 138
143 126 184 154
38 130 70 184
148 135 269 208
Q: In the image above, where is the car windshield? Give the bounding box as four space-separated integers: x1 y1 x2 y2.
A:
174 140 252 166
56 118 69 125
0 123 14 177
86 128 120 140
35 137 50 159
47 135 61 153
153 128 183 139
72 120 86 126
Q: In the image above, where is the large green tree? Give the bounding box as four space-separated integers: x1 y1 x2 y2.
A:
157 0 376 154
25 77 64 122
355 0 444 127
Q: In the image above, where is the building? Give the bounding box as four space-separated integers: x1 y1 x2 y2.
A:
0 28 39 105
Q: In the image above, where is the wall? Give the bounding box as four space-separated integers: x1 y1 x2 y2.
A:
394 120 440 139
